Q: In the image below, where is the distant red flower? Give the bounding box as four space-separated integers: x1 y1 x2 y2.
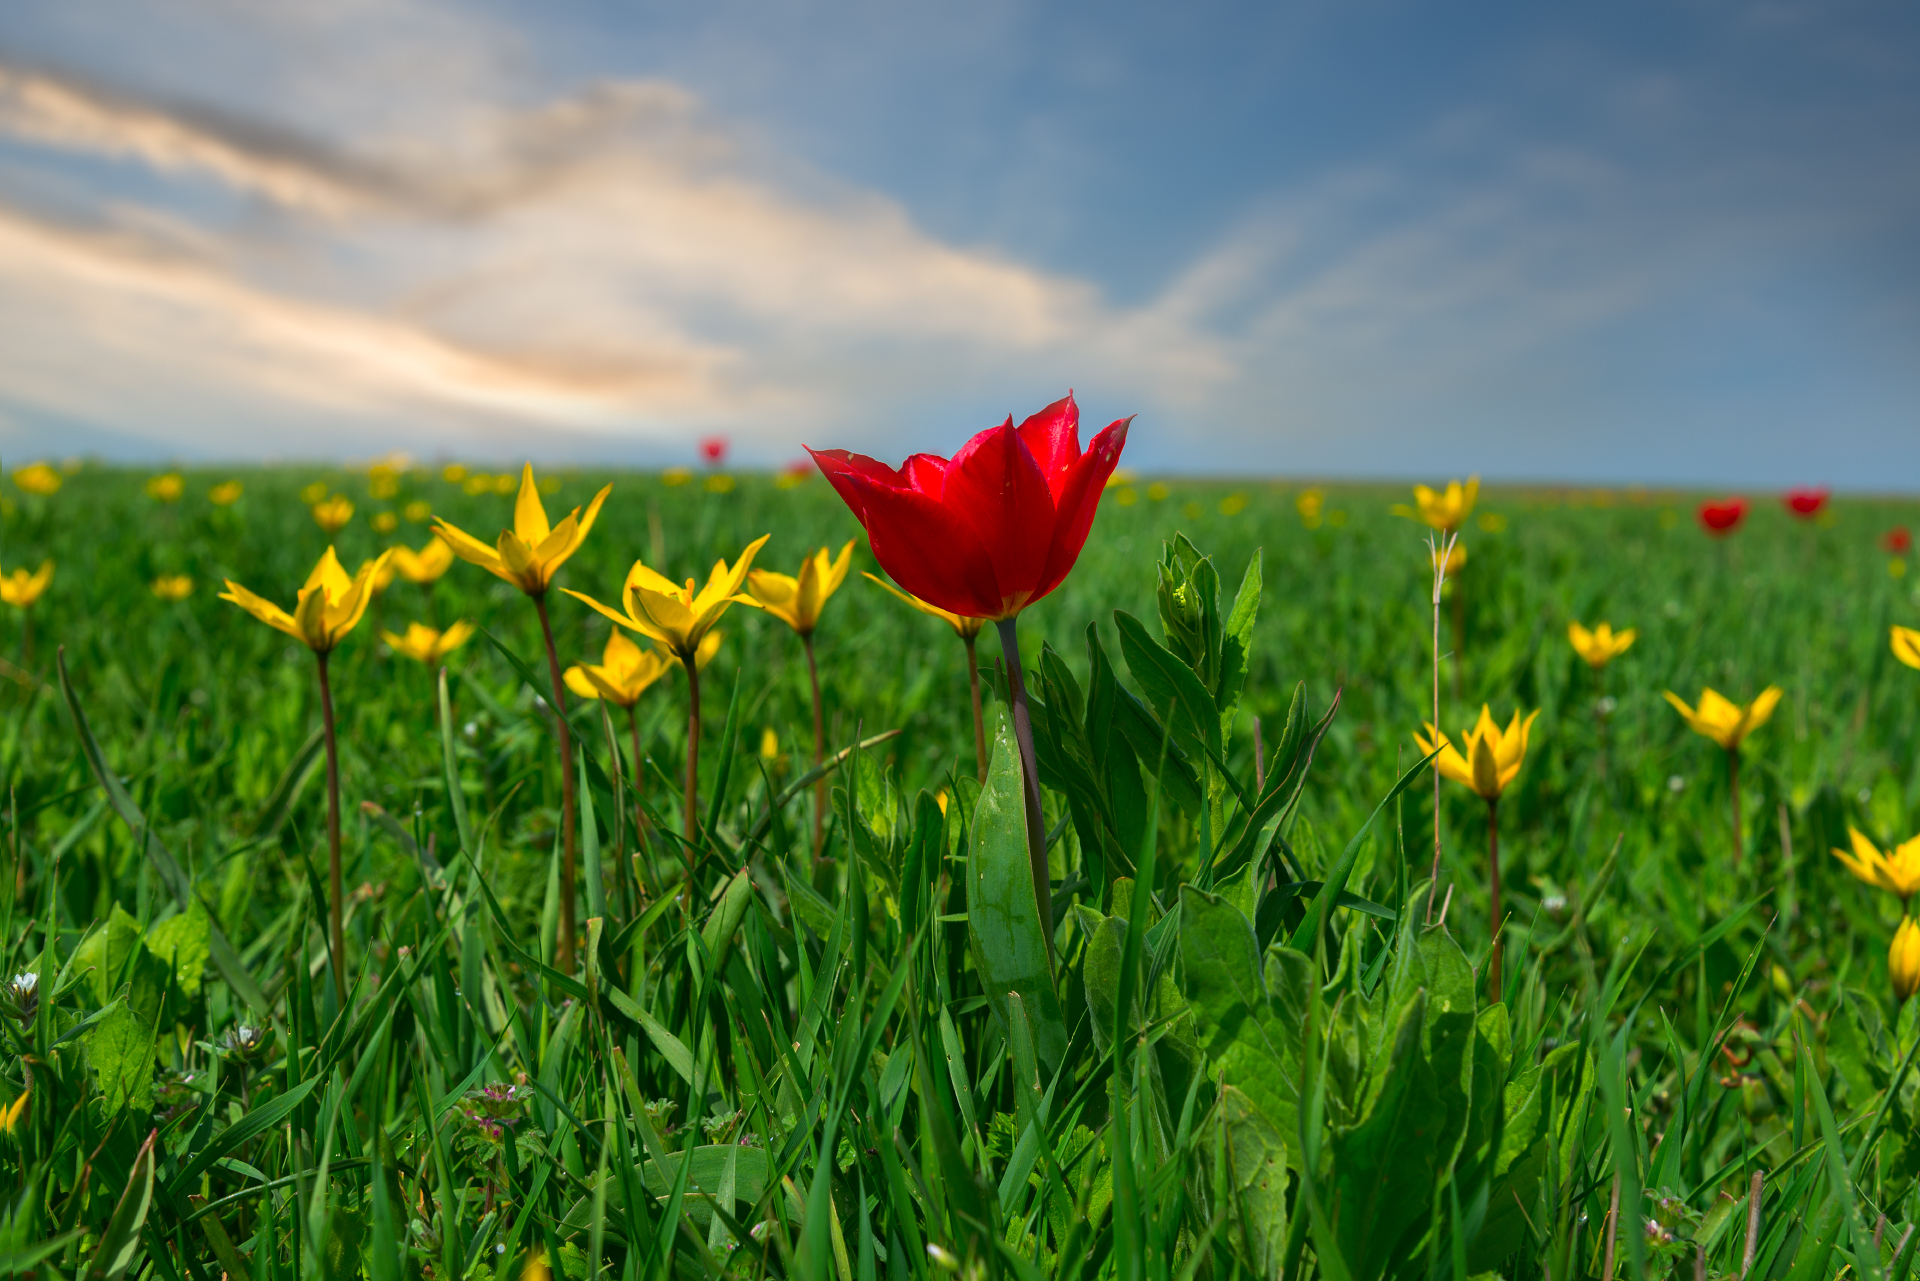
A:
1697 497 1747 536
782 458 812 478
1783 487 1829 519
1884 526 1913 555
808 392 1131 620
698 436 729 466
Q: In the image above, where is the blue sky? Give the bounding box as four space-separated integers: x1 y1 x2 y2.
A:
0 1 1914 484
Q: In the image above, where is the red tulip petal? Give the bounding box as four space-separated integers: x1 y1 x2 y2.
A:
1031 416 1131 604
1015 393 1081 501
942 418 1056 610
812 446 922 488
841 474 1005 617
902 453 951 501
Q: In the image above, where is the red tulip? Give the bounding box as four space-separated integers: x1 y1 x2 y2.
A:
1697 497 1747 536
698 435 729 466
1884 526 1913 555
1783 487 1829 518
808 393 1131 621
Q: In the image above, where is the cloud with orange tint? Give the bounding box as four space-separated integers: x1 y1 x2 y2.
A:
0 54 1226 459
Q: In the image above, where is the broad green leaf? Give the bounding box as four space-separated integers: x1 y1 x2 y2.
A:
1221 1083 1288 1280
86 997 155 1115
146 901 211 999
1178 886 1299 1143
1328 989 1439 1278
968 708 1068 1074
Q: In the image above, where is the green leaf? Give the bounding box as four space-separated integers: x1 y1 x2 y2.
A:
146 900 211 999
700 868 755 982
88 1128 156 1281
1220 1083 1288 1279
967 706 1069 1075
86 997 156 1115
1177 886 1300 1144
1328 989 1440 1278
1217 549 1262 730
1114 610 1222 762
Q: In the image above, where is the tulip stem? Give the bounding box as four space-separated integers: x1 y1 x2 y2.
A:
964 634 986 785
1486 796 1503 1003
803 633 826 859
1728 747 1743 869
533 595 578 975
995 618 1055 972
315 650 347 1011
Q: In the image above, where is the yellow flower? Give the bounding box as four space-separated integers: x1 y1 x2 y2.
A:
0 562 53 609
1395 476 1480 532
368 466 400 500
1568 621 1636 669
312 495 354 534
299 481 329 504
1663 686 1782 752
1832 828 1920 900
442 463 467 483
0 1084 27 1134
220 547 392 654
1414 705 1540 801
434 464 611 596
1894 625 1920 670
403 500 431 523
661 467 692 487
1147 482 1170 502
1477 512 1508 533
492 474 516 495
209 481 243 506
372 511 398 534
759 727 786 767
12 463 60 495
357 556 398 595
146 473 184 502
563 628 676 707
747 540 855 637
1893 918 1920 1003
463 474 492 496
863 572 986 640
704 474 736 494
391 536 455 585
567 536 768 662
381 620 475 665
1431 542 1466 576
150 575 193 601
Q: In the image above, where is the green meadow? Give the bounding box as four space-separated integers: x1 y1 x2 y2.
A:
2 462 1919 1280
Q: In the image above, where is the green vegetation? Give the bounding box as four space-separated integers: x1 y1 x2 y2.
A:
1 463 1918 1279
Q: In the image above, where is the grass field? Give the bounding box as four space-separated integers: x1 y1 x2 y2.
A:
2 460 1919 1281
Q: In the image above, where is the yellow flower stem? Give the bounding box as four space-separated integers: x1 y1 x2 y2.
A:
964 633 986 786
995 618 1055 974
315 650 347 1010
680 651 702 878
803 633 825 860
1728 747 1743 870
1486 795 1502 1003
1449 551 1465 704
533 595 578 975
19 611 30 672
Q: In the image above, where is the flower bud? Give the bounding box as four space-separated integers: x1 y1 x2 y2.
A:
1891 917 1920 1002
